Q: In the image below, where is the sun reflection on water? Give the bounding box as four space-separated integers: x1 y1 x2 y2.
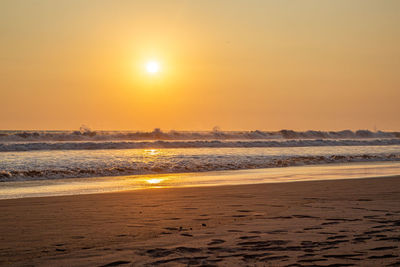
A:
144 149 160 156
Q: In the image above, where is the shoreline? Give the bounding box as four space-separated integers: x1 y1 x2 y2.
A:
2 173 400 203
1 161 400 200
1 175 400 266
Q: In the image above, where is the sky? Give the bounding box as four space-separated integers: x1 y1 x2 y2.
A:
1 0 399 131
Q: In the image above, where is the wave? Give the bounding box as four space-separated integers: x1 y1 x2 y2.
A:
1 139 400 152
0 129 399 142
1 153 399 181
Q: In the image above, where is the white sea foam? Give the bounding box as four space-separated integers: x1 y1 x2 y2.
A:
1 139 400 152
1 146 400 181
2 162 400 199
0 129 398 143
1 129 399 181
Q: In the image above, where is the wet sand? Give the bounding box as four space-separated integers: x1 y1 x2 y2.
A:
1 176 400 266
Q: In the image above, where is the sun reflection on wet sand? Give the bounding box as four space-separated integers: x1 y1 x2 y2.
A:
2 162 400 199
143 177 167 189
146 178 164 184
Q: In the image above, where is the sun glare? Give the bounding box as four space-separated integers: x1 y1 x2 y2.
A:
146 61 160 74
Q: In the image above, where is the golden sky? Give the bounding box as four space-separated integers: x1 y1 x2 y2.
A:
1 0 399 131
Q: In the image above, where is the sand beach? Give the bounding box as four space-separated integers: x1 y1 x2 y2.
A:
1 176 399 266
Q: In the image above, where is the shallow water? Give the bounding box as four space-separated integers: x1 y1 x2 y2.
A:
1 161 400 199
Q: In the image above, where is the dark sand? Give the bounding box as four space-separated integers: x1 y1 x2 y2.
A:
1 176 400 266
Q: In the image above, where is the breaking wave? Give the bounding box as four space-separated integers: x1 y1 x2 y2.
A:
2 128 400 182
1 153 399 181
0 129 399 142
1 139 400 152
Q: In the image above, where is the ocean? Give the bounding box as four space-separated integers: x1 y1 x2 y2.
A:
1 129 400 198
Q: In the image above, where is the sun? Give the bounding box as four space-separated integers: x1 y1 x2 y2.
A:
146 61 160 74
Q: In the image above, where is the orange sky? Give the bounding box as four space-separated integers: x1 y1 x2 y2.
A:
1 1 399 131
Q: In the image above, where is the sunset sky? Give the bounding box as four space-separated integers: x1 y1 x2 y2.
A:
1 0 399 131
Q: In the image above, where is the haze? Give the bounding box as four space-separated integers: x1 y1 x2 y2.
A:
1 0 399 131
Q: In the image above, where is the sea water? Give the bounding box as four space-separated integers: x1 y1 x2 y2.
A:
1 130 400 199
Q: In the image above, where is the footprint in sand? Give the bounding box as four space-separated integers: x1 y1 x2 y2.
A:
370 246 398 251
237 209 252 213
99 260 131 267
146 248 173 258
207 239 226 245
180 233 193 237
239 235 260 240
368 254 398 259
327 235 347 240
